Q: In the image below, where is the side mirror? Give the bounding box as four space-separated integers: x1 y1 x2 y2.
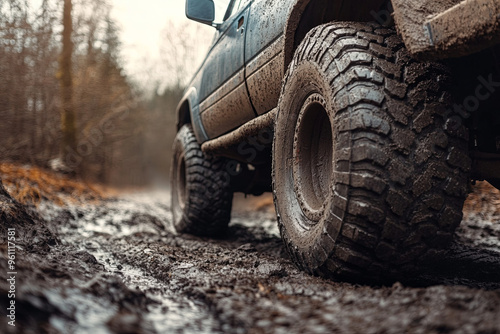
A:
186 0 215 26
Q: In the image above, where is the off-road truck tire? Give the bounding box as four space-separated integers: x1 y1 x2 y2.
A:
273 22 470 282
171 124 233 236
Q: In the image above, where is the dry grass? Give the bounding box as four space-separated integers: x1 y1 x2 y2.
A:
233 193 275 214
253 195 275 211
463 181 500 217
0 163 114 206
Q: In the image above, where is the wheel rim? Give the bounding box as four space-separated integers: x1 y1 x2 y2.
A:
176 153 187 211
292 93 333 223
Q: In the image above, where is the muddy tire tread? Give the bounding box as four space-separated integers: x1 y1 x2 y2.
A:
273 22 470 282
171 125 233 236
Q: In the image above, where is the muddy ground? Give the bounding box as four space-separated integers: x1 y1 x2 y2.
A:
1 182 500 334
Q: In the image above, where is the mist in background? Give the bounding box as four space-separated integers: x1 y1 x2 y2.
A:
0 0 213 187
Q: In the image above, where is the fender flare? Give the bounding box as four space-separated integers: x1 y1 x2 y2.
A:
175 87 209 143
283 0 312 73
283 0 389 72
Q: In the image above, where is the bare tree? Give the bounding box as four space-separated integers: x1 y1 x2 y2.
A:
159 20 212 89
59 0 77 170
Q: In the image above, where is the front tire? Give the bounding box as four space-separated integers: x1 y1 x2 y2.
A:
273 22 470 281
171 125 233 236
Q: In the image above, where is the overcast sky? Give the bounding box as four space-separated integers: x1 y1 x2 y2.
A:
112 0 186 65
111 0 213 91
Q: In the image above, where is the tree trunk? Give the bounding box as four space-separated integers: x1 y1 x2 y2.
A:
59 0 77 171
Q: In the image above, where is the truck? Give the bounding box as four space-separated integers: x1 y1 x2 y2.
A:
171 0 500 281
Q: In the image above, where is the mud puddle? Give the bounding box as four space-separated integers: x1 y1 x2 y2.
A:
91 246 221 334
39 191 222 334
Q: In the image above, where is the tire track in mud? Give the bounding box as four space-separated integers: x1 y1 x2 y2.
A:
41 191 224 334
37 189 500 334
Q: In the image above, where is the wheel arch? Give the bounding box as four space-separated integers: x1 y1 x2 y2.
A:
176 95 192 131
175 87 210 143
283 0 389 72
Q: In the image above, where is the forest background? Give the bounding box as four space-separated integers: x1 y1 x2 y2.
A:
0 0 211 187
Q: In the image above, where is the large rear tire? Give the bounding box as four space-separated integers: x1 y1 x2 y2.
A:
171 125 233 237
273 22 470 281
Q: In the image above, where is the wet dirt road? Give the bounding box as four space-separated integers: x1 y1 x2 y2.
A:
1 184 500 334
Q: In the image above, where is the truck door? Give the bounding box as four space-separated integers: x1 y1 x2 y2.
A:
199 0 254 139
244 0 289 115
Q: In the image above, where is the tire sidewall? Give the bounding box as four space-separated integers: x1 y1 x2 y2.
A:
171 125 190 232
274 61 344 269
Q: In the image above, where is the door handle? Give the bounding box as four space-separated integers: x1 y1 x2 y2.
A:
238 16 245 30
